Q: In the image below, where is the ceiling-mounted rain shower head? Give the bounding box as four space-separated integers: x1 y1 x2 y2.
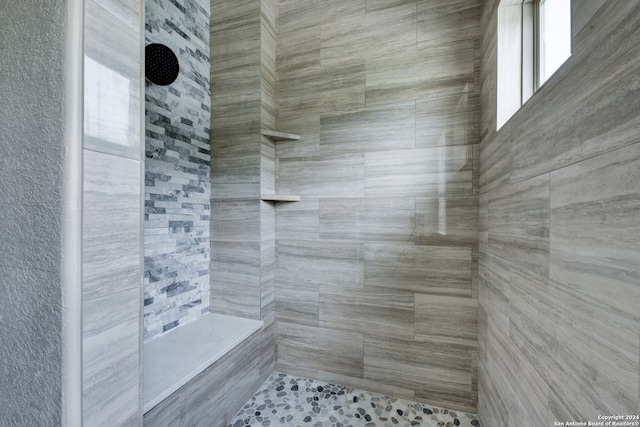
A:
145 43 179 86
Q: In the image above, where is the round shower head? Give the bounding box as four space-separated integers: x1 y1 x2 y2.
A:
145 43 180 86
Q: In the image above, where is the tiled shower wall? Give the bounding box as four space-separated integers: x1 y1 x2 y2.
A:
82 0 144 424
209 0 278 406
144 0 211 341
478 1 640 426
210 0 277 325
275 0 481 413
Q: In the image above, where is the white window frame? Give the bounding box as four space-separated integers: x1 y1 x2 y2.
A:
497 0 572 130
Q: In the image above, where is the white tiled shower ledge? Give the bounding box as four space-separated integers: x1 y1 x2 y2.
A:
143 313 264 413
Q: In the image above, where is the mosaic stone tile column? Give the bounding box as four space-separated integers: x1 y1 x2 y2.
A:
144 0 212 342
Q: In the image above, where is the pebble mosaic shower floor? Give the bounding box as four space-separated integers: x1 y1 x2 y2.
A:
226 372 481 427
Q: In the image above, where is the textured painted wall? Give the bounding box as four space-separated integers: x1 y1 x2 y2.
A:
0 1 67 425
479 1 640 426
82 0 144 425
274 0 481 413
144 0 211 342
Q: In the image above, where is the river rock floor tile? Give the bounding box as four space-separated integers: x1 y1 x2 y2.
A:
226 372 480 427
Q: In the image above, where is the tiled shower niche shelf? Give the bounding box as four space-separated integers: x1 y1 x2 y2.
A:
260 129 301 141
260 130 300 202
261 194 301 202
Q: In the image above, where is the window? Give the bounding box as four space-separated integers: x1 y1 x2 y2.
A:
538 0 572 84
497 0 572 129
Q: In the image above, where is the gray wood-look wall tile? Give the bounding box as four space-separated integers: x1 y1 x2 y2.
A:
364 244 472 297
277 26 321 75
275 107 320 159
211 0 260 29
273 0 480 411
83 151 141 300
83 0 143 421
277 322 364 377
358 198 416 242
366 40 476 107
261 137 276 194
210 241 261 320
84 0 141 160
479 122 509 194
415 294 477 348
547 278 638 417
571 0 606 40
278 0 365 35
506 266 557 376
471 235 479 299
477 330 511 427
278 240 363 288
479 1 640 425
260 200 275 242
83 288 140 337
319 287 415 339
479 0 497 143
472 144 480 196
211 101 261 138
82 150 142 425
484 301 548 426
488 173 549 277
479 192 488 233
318 199 360 241
261 239 276 324
417 0 481 50
478 249 510 336
210 138 261 199
319 198 415 243
416 92 479 148
211 198 261 242
211 39 261 102
364 336 475 412
320 3 416 68
278 63 366 112
364 146 474 198
262 80 276 132
83 317 140 426
275 199 320 240
415 196 479 246
320 102 416 155
275 281 319 326
85 0 139 81
93 0 140 30
365 0 415 14
550 142 640 321
278 154 365 198
547 143 640 415
211 0 261 76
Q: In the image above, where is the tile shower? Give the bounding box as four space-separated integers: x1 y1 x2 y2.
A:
207 0 481 419
4 0 638 425
143 0 482 422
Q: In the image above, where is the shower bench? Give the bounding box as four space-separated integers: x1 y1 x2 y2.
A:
143 313 264 426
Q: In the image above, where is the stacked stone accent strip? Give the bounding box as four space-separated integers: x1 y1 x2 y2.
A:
144 0 211 342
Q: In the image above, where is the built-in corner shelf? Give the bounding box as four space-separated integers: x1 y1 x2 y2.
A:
261 194 300 202
260 129 301 141
260 129 301 202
